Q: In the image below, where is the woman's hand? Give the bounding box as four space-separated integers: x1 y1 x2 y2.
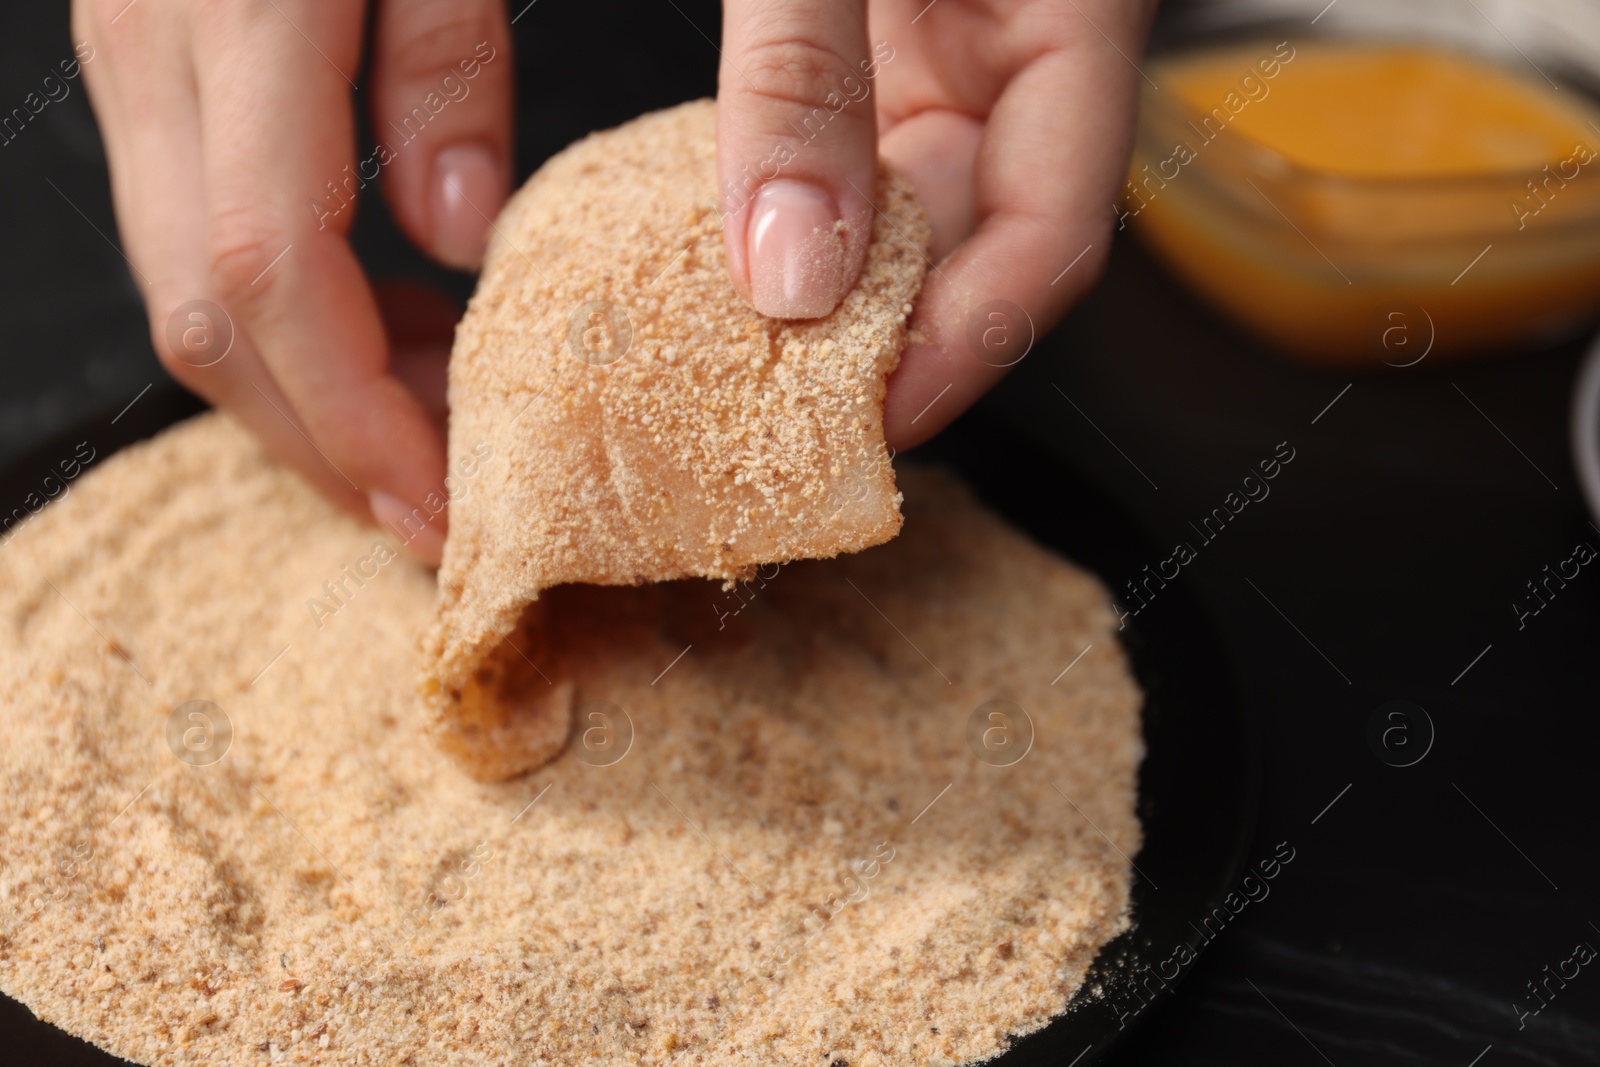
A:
74 0 517 565
716 0 1157 448
80 0 1153 567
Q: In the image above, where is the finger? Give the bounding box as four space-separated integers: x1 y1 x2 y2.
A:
190 0 448 563
879 110 983 262
883 31 1146 449
369 0 513 270
76 0 365 515
717 0 879 318
374 278 459 433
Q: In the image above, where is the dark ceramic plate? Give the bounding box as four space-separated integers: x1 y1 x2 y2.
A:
0 385 1257 1065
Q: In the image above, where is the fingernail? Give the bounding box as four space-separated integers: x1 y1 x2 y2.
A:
369 489 446 566
431 144 504 271
746 179 844 319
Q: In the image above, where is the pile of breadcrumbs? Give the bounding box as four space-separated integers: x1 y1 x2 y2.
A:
0 417 1140 1066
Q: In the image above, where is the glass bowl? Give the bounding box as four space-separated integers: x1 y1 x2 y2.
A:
1128 0 1600 364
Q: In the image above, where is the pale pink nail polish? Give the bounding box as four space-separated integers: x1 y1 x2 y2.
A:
431 144 504 271
746 179 845 319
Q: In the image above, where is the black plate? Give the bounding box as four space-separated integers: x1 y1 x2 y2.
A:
0 385 1257 1065
915 416 1259 1063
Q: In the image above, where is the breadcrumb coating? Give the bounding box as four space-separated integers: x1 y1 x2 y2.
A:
421 100 930 780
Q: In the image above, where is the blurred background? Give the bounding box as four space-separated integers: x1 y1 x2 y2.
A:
3 0 1600 1063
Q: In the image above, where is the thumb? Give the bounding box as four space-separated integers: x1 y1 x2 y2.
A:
717 0 880 319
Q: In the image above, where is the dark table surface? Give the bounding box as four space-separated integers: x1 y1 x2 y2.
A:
4 2 1598 1064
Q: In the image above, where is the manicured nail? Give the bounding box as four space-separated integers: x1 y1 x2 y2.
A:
369 489 445 565
746 179 844 319
431 144 503 271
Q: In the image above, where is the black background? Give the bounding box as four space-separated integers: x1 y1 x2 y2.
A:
3 1 1598 1064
